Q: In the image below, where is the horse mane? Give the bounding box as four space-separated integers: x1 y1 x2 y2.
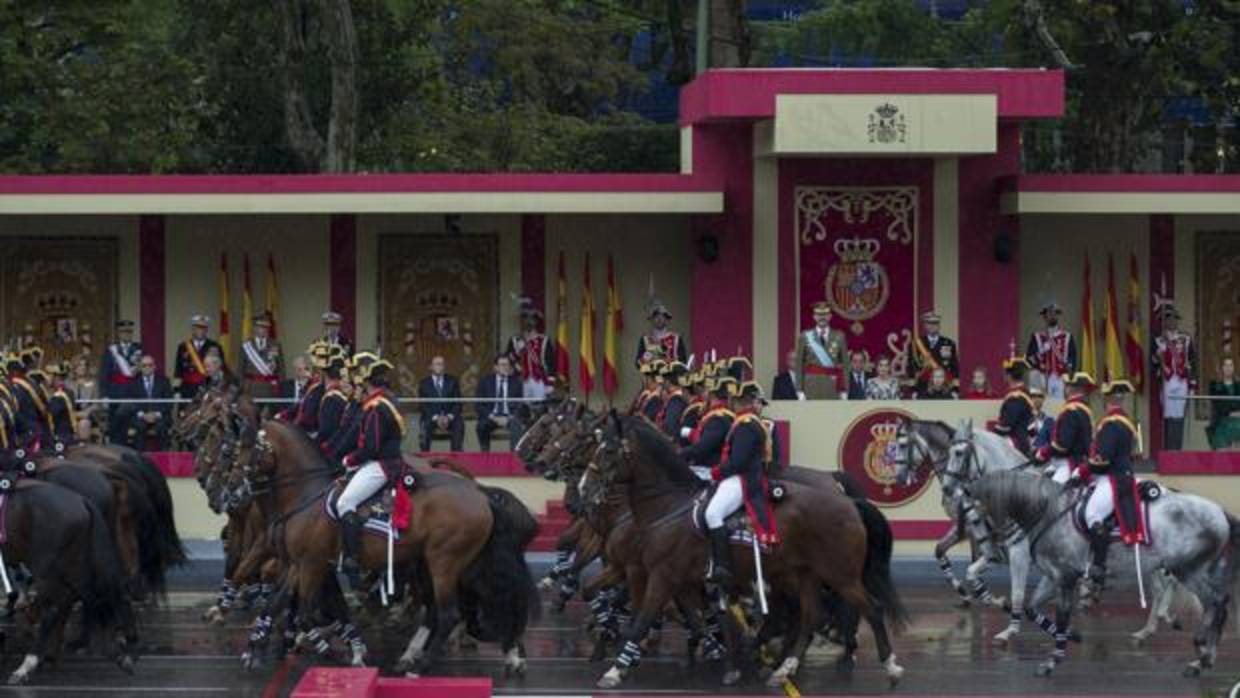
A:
263 419 328 469
623 416 701 490
970 470 1061 529
427 458 477 480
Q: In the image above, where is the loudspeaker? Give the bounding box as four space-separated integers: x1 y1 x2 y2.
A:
696 234 720 263
993 232 1014 264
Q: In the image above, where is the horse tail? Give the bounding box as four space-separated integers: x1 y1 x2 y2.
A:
473 499 541 644
833 470 868 500
481 486 540 549
81 498 129 637
1224 513 1240 635
854 498 910 633
429 458 476 481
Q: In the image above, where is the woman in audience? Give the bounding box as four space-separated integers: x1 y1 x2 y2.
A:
960 365 996 400
921 367 957 400
68 355 100 441
1207 357 1240 450
865 355 902 400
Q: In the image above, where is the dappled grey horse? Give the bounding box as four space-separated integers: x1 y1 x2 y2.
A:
966 467 1240 677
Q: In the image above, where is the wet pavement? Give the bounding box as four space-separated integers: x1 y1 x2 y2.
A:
0 568 1238 697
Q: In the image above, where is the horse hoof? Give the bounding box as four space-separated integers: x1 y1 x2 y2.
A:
993 629 1014 647
117 655 136 675
1067 629 1082 644
7 673 27 686
597 667 623 689
835 654 856 673
1130 632 1148 647
989 595 1008 609
957 599 972 609
240 652 259 671
1183 662 1202 678
1171 619 1184 631
1035 661 1055 677
722 669 742 686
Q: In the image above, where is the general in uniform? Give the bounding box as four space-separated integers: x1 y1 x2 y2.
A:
98 319 143 401
635 301 688 367
907 311 959 393
1026 302 1077 399
174 315 225 401
320 311 353 357
1036 372 1095 483
794 301 847 400
505 297 556 400
241 315 283 403
1151 304 1196 451
992 357 1035 456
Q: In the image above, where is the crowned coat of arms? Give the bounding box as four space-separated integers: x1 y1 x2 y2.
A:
825 237 890 335
867 103 907 144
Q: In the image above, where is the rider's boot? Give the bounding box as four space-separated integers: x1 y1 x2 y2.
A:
340 512 364 588
1084 521 1110 597
706 527 733 586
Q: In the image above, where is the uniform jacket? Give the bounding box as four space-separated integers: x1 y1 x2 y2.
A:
1089 409 1138 476
99 341 144 397
1026 328 1077 378
658 390 689 438
908 334 960 385
293 377 325 433
715 412 779 545
994 385 1035 456
635 331 688 367
1045 397 1093 472
327 399 363 461
343 388 407 478
316 380 350 449
506 333 556 384
240 337 283 383
175 338 224 387
47 387 77 443
680 403 733 466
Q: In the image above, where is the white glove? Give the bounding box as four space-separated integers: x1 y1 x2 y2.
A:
679 426 692 439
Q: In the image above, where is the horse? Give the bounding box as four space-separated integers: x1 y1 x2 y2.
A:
238 420 535 676
0 478 137 684
965 467 1240 677
580 414 907 689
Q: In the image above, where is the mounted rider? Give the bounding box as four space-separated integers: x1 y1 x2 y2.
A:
631 360 665 421
992 356 1035 457
704 380 778 584
6 348 51 449
337 355 407 585
325 353 371 462
1036 372 1095 484
1084 379 1144 591
679 373 737 471
315 351 351 453
677 368 709 446
656 361 690 438
44 361 78 445
284 342 332 434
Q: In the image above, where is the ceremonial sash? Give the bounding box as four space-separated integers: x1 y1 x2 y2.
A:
913 336 944 375
803 329 834 367
363 394 407 437
242 340 274 377
109 344 136 379
183 339 207 380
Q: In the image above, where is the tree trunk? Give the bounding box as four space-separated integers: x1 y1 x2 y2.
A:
708 0 749 68
275 0 324 171
318 0 358 173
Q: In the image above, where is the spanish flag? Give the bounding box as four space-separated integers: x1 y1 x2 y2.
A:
555 251 570 384
241 253 254 340
218 252 232 364
265 253 280 339
1079 254 1098 380
579 253 596 398
1126 253 1144 393
1103 254 1126 383
603 254 622 397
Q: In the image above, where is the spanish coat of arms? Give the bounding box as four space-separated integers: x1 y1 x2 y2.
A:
867 103 906 144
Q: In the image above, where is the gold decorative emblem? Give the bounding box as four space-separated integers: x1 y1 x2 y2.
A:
825 237 889 335
862 420 901 496
867 103 906 144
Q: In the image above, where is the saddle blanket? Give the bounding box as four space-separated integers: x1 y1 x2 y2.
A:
1072 480 1160 547
690 489 773 554
323 485 401 541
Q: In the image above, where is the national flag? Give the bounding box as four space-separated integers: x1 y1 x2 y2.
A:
603 255 622 396
242 253 254 341
579 253 596 398
1103 254 1126 383
1080 254 1098 380
265 253 280 339
555 251 570 383
1126 253 1144 393
218 252 232 364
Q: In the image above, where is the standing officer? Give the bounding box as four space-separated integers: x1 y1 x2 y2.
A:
320 311 353 357
635 301 688 367
174 315 224 401
241 315 283 406
99 319 143 400
908 311 959 393
795 301 847 399
1152 304 1196 451
1026 302 1077 399
505 297 556 401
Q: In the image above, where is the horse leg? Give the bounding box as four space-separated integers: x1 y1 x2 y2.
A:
1180 557 1230 677
934 522 971 606
396 560 436 673
1133 568 1171 645
242 577 292 670
9 591 71 685
995 539 1031 646
768 578 820 687
597 575 671 689
1029 574 1075 677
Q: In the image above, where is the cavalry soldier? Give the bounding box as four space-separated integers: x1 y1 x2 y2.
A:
0 367 15 450
6 350 50 448
320 311 353 357
175 315 224 401
630 360 665 419
338 356 406 585
99 319 142 400
288 342 334 435
908 311 959 392
656 362 691 438
505 296 556 400
1026 302 1077 399
704 381 777 584
325 354 371 462
241 315 282 403
677 369 708 445
315 351 350 453
1083 379 1143 592
1151 304 1196 450
795 301 847 399
635 301 688 367
44 361 77 444
992 357 1035 456
679 375 736 469
1036 372 1095 484
1028 384 1053 449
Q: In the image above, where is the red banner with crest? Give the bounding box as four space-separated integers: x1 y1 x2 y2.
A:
795 186 920 372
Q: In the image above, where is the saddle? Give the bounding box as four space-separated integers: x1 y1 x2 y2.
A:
1071 480 1161 546
324 478 406 540
690 480 787 552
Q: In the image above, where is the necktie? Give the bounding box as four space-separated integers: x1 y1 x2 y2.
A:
435 376 442 394
499 377 507 415
146 377 153 397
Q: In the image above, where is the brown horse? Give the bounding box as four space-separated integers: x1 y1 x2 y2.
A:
239 420 535 675
582 415 908 688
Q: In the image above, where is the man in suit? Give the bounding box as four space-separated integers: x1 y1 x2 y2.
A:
121 355 174 450
417 355 464 451
475 354 525 452
771 350 803 401
281 355 312 403
845 351 870 400
174 315 224 401
794 301 847 399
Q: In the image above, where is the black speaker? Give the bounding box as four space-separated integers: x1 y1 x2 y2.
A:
994 232 1014 264
696 234 720 263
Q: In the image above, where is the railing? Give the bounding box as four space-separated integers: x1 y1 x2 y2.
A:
76 397 547 405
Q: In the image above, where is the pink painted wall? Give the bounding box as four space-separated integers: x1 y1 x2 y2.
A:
689 123 754 358
775 158 935 361
957 123 1022 375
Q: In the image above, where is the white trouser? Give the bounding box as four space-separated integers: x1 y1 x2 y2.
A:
705 475 744 529
523 379 547 401
1085 475 1114 528
1049 457 1071 484
1045 372 1065 400
1163 377 1188 419
337 462 388 516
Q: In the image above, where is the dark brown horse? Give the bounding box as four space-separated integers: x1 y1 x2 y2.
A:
582 415 908 689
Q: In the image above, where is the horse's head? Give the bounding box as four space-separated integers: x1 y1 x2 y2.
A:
237 425 276 505
944 418 978 496
516 400 569 468
893 417 921 486
579 410 632 510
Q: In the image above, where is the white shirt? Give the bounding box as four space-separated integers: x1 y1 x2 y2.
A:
497 375 508 415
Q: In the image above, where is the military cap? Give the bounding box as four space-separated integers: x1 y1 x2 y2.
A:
736 380 767 403
1161 303 1182 320
190 314 210 328
19 346 43 364
116 320 135 331
712 375 739 398
726 356 752 382
321 311 343 324
1003 356 1031 372
811 301 832 314
920 311 941 324
1039 302 1063 317
647 301 672 320
1102 379 1134 396
253 315 272 328
1064 372 1096 389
